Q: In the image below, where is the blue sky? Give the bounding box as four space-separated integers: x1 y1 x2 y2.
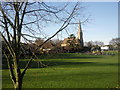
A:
82 2 118 44
42 2 118 45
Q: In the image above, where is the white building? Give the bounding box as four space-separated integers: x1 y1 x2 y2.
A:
101 46 109 51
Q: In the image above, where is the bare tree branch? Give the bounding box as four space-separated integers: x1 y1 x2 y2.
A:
0 2 86 89
35 2 78 50
0 32 14 57
0 4 15 29
3 52 16 83
18 2 24 11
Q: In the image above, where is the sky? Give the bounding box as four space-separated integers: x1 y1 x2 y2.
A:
1 2 118 45
42 2 118 45
82 2 118 45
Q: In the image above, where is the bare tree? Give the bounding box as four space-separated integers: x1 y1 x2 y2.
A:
109 38 120 50
86 40 104 47
0 1 85 90
94 41 104 46
85 41 94 47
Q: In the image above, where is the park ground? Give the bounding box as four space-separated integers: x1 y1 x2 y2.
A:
2 51 119 88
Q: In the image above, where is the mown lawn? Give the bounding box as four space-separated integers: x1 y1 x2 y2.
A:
2 53 118 88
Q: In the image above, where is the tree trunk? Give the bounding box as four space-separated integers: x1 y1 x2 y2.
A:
13 76 23 90
12 57 24 90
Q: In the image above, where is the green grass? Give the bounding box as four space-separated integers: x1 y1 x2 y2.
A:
2 53 118 88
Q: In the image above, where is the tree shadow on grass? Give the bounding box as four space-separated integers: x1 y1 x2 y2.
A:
2 55 118 69
2 55 102 69
3 60 118 69
38 53 103 59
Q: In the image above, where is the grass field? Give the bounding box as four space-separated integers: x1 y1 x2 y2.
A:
2 52 118 88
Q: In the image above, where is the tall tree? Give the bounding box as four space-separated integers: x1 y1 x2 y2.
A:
109 38 120 50
0 1 85 90
85 41 94 47
94 41 104 46
86 41 104 47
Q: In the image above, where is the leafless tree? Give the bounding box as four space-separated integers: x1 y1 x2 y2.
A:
109 38 120 50
94 41 104 46
85 41 94 47
0 1 86 90
85 40 104 47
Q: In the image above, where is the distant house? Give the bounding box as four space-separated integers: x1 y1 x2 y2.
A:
101 45 109 51
61 38 69 47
